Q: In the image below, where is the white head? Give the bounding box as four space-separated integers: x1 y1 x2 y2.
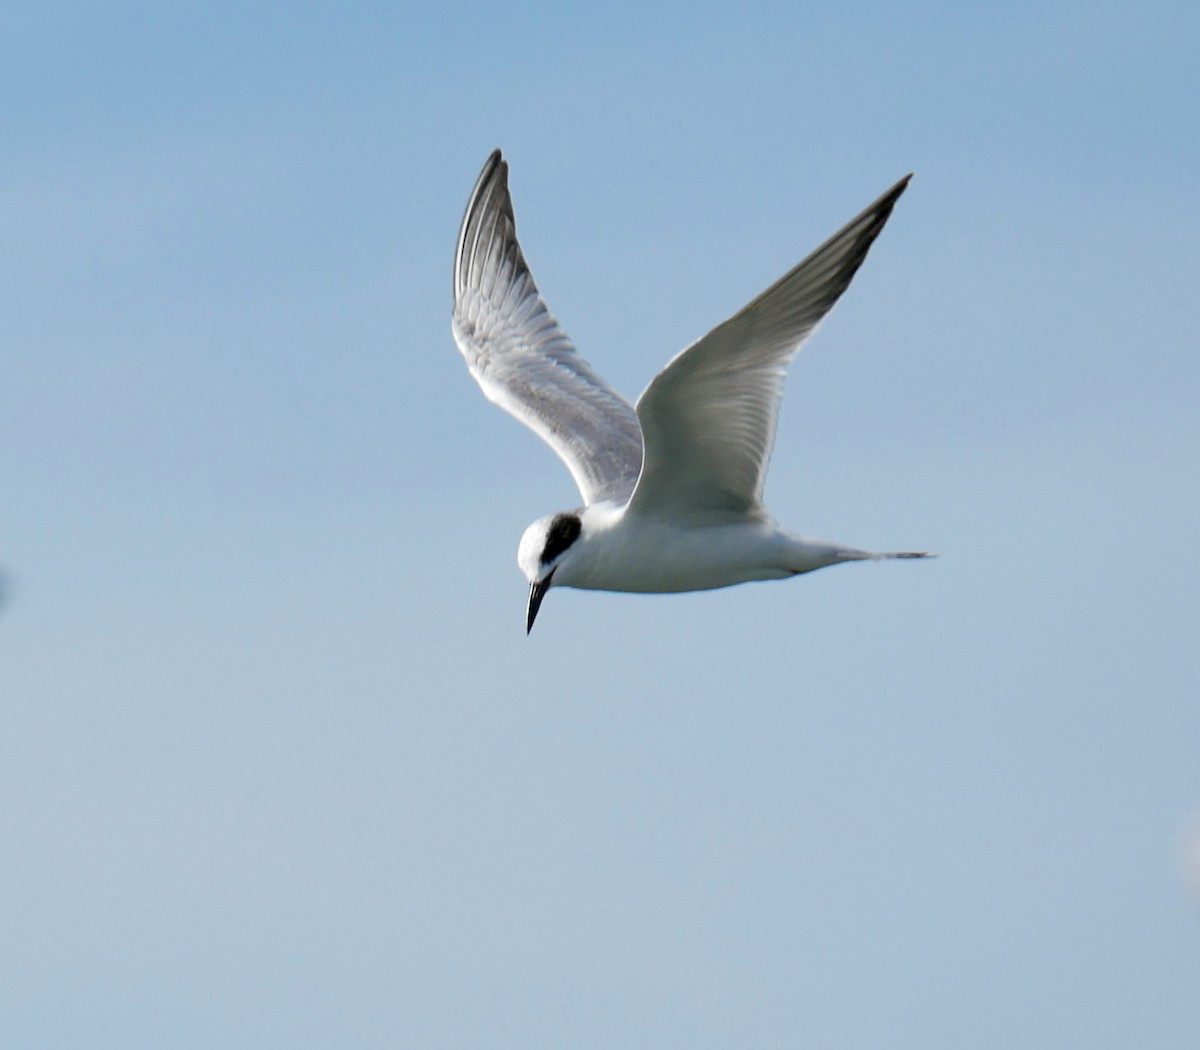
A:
517 510 583 633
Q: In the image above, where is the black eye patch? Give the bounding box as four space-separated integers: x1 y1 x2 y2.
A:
540 513 582 564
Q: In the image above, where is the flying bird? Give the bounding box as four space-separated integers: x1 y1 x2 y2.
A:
452 150 928 632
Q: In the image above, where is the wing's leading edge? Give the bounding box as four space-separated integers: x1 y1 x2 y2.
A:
452 150 643 506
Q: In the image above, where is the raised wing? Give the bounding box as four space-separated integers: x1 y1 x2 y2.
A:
625 174 911 522
452 150 643 506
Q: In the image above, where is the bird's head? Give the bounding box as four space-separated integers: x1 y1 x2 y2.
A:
517 510 583 633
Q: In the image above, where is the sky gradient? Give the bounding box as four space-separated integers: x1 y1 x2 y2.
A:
3 2 1199 1047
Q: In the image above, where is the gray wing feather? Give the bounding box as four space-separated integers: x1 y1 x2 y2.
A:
452 151 643 506
626 174 911 521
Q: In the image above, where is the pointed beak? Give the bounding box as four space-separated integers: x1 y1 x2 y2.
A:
526 571 555 634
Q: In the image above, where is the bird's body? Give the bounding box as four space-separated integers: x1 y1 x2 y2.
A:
520 504 879 595
451 150 929 631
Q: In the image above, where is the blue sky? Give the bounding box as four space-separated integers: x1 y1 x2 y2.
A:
2 2 1198 1047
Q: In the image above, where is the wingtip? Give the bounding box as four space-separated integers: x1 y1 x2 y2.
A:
886 172 913 203
454 149 513 300
856 172 912 232
483 147 505 177
473 149 508 201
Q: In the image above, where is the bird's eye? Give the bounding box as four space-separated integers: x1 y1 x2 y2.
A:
541 513 581 564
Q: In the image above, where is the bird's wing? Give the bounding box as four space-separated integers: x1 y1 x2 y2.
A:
452 150 643 506
625 174 911 522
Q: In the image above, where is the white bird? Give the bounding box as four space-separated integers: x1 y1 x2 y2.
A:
452 150 929 632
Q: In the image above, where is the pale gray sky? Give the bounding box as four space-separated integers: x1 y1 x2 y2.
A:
2 2 1198 1047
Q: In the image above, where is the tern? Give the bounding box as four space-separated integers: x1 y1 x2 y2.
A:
452 150 929 633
